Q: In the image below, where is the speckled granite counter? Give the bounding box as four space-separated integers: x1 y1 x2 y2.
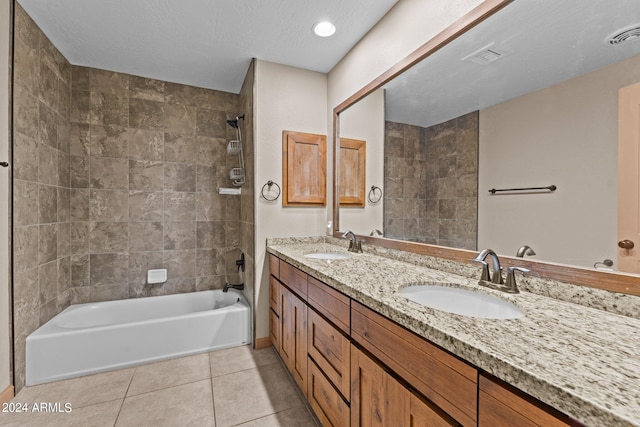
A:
267 237 640 427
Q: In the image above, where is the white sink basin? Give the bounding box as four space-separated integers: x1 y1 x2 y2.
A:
304 252 351 261
399 285 523 319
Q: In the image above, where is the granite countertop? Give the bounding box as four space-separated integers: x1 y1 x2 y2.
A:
266 238 640 427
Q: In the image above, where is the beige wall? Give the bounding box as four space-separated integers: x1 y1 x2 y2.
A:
254 60 327 339
327 0 485 231
479 54 640 268
338 88 384 234
1 0 12 394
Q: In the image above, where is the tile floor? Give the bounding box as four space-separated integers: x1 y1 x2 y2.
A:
0 346 318 427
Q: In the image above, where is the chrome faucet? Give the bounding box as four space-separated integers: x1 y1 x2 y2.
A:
342 230 362 253
472 249 503 284
370 229 383 237
515 245 536 258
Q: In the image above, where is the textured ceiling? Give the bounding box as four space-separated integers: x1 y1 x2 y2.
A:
17 0 397 93
385 0 640 128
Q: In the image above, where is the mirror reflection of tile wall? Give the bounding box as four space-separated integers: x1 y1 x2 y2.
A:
383 111 478 249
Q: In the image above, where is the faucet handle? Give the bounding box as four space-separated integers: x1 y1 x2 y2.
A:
505 266 530 293
471 258 490 281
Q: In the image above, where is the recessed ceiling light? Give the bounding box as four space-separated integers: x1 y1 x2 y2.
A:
313 21 336 37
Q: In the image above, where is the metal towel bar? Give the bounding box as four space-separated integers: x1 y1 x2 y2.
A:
488 185 556 194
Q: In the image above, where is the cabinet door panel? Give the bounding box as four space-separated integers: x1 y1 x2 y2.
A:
269 308 280 351
269 276 281 316
269 253 280 279
351 345 409 427
281 286 308 396
308 359 350 427
308 309 350 400
307 276 350 334
410 393 458 427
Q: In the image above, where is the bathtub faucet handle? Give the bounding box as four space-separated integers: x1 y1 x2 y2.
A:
236 253 245 272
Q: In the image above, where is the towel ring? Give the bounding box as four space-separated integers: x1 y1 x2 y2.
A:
261 180 281 201
368 185 382 203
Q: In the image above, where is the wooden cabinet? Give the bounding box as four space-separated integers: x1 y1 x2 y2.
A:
351 345 456 427
280 285 308 397
308 359 350 427
351 301 477 427
479 374 580 427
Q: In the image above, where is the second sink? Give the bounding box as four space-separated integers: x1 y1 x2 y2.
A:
399 285 523 319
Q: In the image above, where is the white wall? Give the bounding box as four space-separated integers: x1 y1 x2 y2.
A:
478 54 640 268
254 60 328 339
338 88 384 234
0 0 12 395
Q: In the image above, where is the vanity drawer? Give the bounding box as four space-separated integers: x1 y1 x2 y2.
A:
269 254 279 279
351 301 477 427
307 276 350 334
308 358 350 427
479 374 578 427
308 309 350 400
279 261 308 299
269 276 281 316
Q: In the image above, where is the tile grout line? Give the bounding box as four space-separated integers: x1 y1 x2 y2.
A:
208 352 217 426
112 367 136 426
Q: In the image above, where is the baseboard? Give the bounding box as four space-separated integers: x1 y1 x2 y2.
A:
0 384 14 404
254 336 272 350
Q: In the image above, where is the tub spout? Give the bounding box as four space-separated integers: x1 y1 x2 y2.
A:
223 283 244 293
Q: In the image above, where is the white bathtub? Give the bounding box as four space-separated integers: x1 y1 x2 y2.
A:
26 289 250 386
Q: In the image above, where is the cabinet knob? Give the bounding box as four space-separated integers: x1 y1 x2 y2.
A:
618 239 635 249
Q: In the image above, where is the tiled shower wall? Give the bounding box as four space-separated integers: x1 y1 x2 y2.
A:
12 4 246 390
68 66 242 301
384 111 478 249
12 5 72 390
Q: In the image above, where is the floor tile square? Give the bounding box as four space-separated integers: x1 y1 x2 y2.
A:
212 361 305 427
209 345 278 378
127 353 211 396
116 380 214 427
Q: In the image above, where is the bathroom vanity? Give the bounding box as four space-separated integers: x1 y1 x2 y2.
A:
267 237 640 427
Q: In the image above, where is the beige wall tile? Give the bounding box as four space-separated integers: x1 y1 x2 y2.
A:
89 189 128 222
90 124 129 158
164 221 195 250
129 75 164 101
128 191 163 222
129 160 163 191
89 222 129 253
129 222 163 252
128 129 163 161
90 157 128 189
129 98 163 129
164 192 196 221
164 162 195 192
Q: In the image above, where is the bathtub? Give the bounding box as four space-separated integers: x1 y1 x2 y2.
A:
26 289 250 386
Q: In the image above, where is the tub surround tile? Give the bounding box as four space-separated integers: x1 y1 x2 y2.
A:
12 267 40 339
128 98 164 130
164 104 197 135
13 133 39 181
57 223 71 258
57 187 71 223
70 222 89 255
164 221 196 250
164 133 196 163
14 225 40 271
89 253 129 287
38 224 58 265
37 143 58 186
89 124 129 158
129 75 164 101
117 380 214 427
128 251 163 285
91 69 129 96
267 237 640 427
38 103 57 148
162 278 196 295
128 191 163 222
89 222 129 253
90 283 130 302
163 249 196 278
14 180 39 226
89 189 128 222
197 221 225 249
38 261 58 305
129 160 164 191
164 162 196 192
69 155 89 188
90 157 128 189
164 192 196 221
196 275 225 291
38 185 57 224
70 89 90 124
129 222 163 252
128 128 163 161
196 192 225 221
14 85 39 139
90 93 129 127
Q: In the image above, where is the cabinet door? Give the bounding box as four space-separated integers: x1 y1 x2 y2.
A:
308 359 350 427
269 276 281 316
410 393 458 427
351 345 409 427
308 309 350 400
281 285 308 397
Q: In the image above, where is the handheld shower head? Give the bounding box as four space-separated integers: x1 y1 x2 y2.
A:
226 114 245 129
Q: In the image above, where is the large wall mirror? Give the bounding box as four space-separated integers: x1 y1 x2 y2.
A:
334 0 640 295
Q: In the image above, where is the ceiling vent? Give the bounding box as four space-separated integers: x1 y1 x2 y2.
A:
461 43 506 65
608 25 640 45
